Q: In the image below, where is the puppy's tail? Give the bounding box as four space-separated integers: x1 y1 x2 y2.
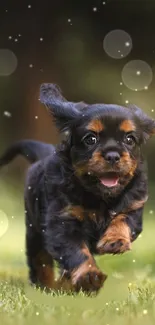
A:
0 140 55 167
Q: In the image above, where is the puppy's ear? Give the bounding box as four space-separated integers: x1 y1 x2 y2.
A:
129 104 155 142
40 83 85 132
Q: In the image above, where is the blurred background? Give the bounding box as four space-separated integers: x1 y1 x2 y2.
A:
0 0 155 295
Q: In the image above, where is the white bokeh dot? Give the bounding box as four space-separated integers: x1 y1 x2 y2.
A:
3 111 12 118
0 49 17 76
121 60 153 91
103 30 132 59
143 309 148 315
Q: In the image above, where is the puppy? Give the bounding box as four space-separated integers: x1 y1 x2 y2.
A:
0 83 154 294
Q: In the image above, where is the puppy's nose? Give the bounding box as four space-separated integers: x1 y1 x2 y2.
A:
104 151 120 164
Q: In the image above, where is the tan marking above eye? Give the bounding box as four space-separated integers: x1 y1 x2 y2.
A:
87 119 104 133
119 120 136 133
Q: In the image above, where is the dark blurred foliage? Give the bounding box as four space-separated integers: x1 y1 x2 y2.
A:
0 0 155 185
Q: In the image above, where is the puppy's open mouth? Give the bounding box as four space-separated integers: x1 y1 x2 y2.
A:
99 172 119 188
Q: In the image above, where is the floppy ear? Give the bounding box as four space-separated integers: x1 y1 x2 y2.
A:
39 83 85 132
129 104 155 142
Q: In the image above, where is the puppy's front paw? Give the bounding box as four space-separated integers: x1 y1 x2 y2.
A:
97 236 131 254
97 214 131 255
72 264 107 293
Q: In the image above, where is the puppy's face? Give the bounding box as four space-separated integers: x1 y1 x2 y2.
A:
70 107 142 197
40 83 155 199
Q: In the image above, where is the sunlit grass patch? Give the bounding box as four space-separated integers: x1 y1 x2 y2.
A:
0 278 155 325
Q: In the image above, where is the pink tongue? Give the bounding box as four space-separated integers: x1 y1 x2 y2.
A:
100 176 119 187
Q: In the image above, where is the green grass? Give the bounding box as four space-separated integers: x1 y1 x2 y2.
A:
0 180 155 325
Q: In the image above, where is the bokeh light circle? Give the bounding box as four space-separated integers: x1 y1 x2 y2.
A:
122 60 153 91
0 49 17 76
103 30 132 59
0 210 9 238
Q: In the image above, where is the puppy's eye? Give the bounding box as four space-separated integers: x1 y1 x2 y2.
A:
124 134 136 146
82 134 98 147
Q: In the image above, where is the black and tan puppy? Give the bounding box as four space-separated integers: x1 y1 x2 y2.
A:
0 83 155 294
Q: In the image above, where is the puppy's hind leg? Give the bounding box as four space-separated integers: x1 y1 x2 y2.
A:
26 218 55 291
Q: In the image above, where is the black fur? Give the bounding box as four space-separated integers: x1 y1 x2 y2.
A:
0 140 55 166
1 83 155 293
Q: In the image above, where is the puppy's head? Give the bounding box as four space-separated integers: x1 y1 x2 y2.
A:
40 83 155 198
